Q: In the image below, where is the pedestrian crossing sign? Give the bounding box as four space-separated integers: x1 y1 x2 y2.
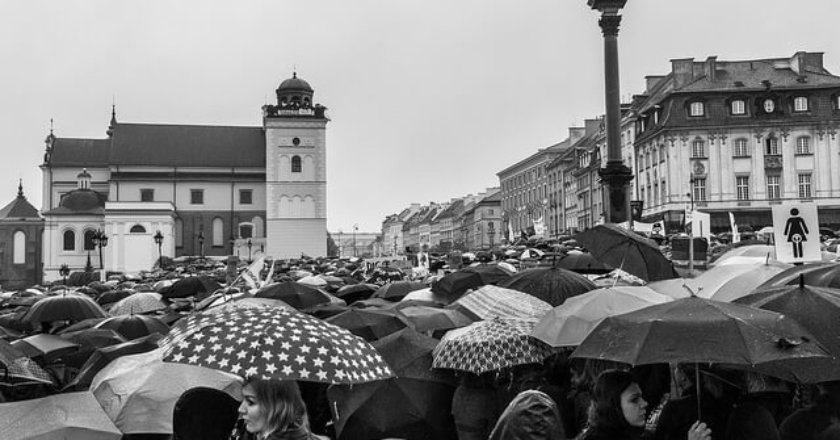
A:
771 204 821 263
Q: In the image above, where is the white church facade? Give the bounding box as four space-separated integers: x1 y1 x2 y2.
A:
40 74 328 280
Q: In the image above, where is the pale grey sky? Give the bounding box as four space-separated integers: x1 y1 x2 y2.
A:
1 0 837 232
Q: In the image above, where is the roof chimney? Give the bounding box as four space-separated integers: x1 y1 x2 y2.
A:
645 75 666 94
704 56 718 81
671 58 695 89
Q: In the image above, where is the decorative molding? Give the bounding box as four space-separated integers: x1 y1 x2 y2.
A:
274 136 316 147
816 124 826 141
667 135 677 147
753 128 764 142
779 127 790 142
679 132 689 145
829 123 837 141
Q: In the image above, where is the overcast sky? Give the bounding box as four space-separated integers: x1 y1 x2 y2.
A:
1 0 837 232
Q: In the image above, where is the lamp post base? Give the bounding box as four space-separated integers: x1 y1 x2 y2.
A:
599 163 634 224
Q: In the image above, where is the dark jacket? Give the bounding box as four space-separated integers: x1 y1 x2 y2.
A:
489 390 565 440
779 394 840 440
577 426 645 440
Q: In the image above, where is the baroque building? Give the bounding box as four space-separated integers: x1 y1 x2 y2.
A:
40 73 329 280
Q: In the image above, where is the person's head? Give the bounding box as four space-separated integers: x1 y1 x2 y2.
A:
589 369 648 431
238 378 309 437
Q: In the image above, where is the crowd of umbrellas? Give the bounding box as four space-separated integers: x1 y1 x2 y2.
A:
1 223 840 439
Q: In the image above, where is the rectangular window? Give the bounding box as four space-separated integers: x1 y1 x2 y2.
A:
140 189 154 202
798 174 812 199
736 176 750 201
796 136 811 154
766 138 780 155
734 138 750 157
239 189 253 205
693 178 707 202
766 175 781 200
794 97 809 112
190 189 204 205
691 140 706 158
689 101 705 117
731 100 746 115
661 180 667 204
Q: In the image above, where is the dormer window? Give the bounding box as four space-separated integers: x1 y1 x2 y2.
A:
731 99 746 115
689 101 705 117
793 96 809 112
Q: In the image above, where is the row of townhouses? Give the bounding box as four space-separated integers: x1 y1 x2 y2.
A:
501 51 840 237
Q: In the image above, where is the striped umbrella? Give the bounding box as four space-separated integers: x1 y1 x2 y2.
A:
448 285 552 320
432 317 553 374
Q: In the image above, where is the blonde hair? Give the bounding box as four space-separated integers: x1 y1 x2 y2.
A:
244 377 310 436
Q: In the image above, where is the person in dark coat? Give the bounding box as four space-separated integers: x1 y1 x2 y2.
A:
488 389 565 440
451 372 500 440
653 366 737 440
580 369 711 440
724 372 793 440
173 387 239 440
779 381 840 440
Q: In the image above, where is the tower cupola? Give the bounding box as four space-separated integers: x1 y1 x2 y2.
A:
275 72 314 110
77 168 92 190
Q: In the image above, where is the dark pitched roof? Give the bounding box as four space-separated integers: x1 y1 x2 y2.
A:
478 190 502 204
43 189 106 215
50 138 110 167
678 58 840 93
109 123 265 167
0 194 41 220
436 199 464 220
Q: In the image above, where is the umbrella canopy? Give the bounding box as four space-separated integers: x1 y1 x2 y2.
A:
11 333 80 359
399 306 475 333
329 328 457 440
373 281 427 301
555 252 611 273
336 283 379 303
497 267 597 306
297 275 328 287
734 282 840 356
325 308 412 342
0 339 54 385
520 248 545 260
160 275 221 300
22 293 107 324
400 287 448 305
63 334 161 391
95 314 170 340
254 281 332 309
461 264 514 285
712 244 777 266
95 289 133 307
431 271 485 300
448 285 553 320
647 278 697 299
755 262 836 289
108 291 167 316
693 262 791 302
532 285 673 347
576 224 678 282
91 349 242 434
0 391 122 440
160 306 394 384
572 296 835 383
432 317 554 374
61 328 127 351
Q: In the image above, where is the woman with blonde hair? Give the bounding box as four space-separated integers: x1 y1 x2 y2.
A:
234 378 314 440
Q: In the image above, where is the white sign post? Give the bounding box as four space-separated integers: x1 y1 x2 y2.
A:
771 204 821 263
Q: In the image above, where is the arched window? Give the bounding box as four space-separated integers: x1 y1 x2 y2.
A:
291 155 302 173
13 231 25 264
212 217 224 246
84 229 96 250
130 224 146 233
175 219 184 247
63 229 76 251
251 216 264 238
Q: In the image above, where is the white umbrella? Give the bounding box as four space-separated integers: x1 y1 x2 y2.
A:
0 391 122 440
297 275 328 287
91 349 242 434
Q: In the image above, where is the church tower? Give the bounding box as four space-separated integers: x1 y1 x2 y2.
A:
263 73 329 258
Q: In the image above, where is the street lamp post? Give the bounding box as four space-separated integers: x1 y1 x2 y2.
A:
588 0 633 223
338 229 343 258
153 230 164 269
247 238 253 263
687 178 696 275
353 224 359 257
91 229 108 271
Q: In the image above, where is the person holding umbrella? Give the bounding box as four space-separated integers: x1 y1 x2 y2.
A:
579 370 711 440
233 377 316 440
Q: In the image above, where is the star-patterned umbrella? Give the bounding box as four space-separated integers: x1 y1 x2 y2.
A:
160 306 394 384
432 317 554 374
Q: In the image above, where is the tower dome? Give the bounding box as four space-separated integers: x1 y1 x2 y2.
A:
276 72 314 109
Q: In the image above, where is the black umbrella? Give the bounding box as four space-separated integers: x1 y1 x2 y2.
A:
756 262 834 289
497 267 596 306
160 276 221 300
22 293 107 325
430 272 484 300
336 283 379 304
95 314 170 340
328 328 457 440
62 333 161 391
254 281 332 309
576 224 678 282
555 252 611 274
460 264 514 285
373 281 427 301
326 308 412 342
96 289 133 306
735 278 840 356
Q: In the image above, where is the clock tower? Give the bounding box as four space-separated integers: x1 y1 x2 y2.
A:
263 73 329 258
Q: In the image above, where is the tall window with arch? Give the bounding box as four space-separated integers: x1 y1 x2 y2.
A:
84 229 96 250
212 218 224 246
63 230 76 251
291 155 302 173
13 231 25 264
